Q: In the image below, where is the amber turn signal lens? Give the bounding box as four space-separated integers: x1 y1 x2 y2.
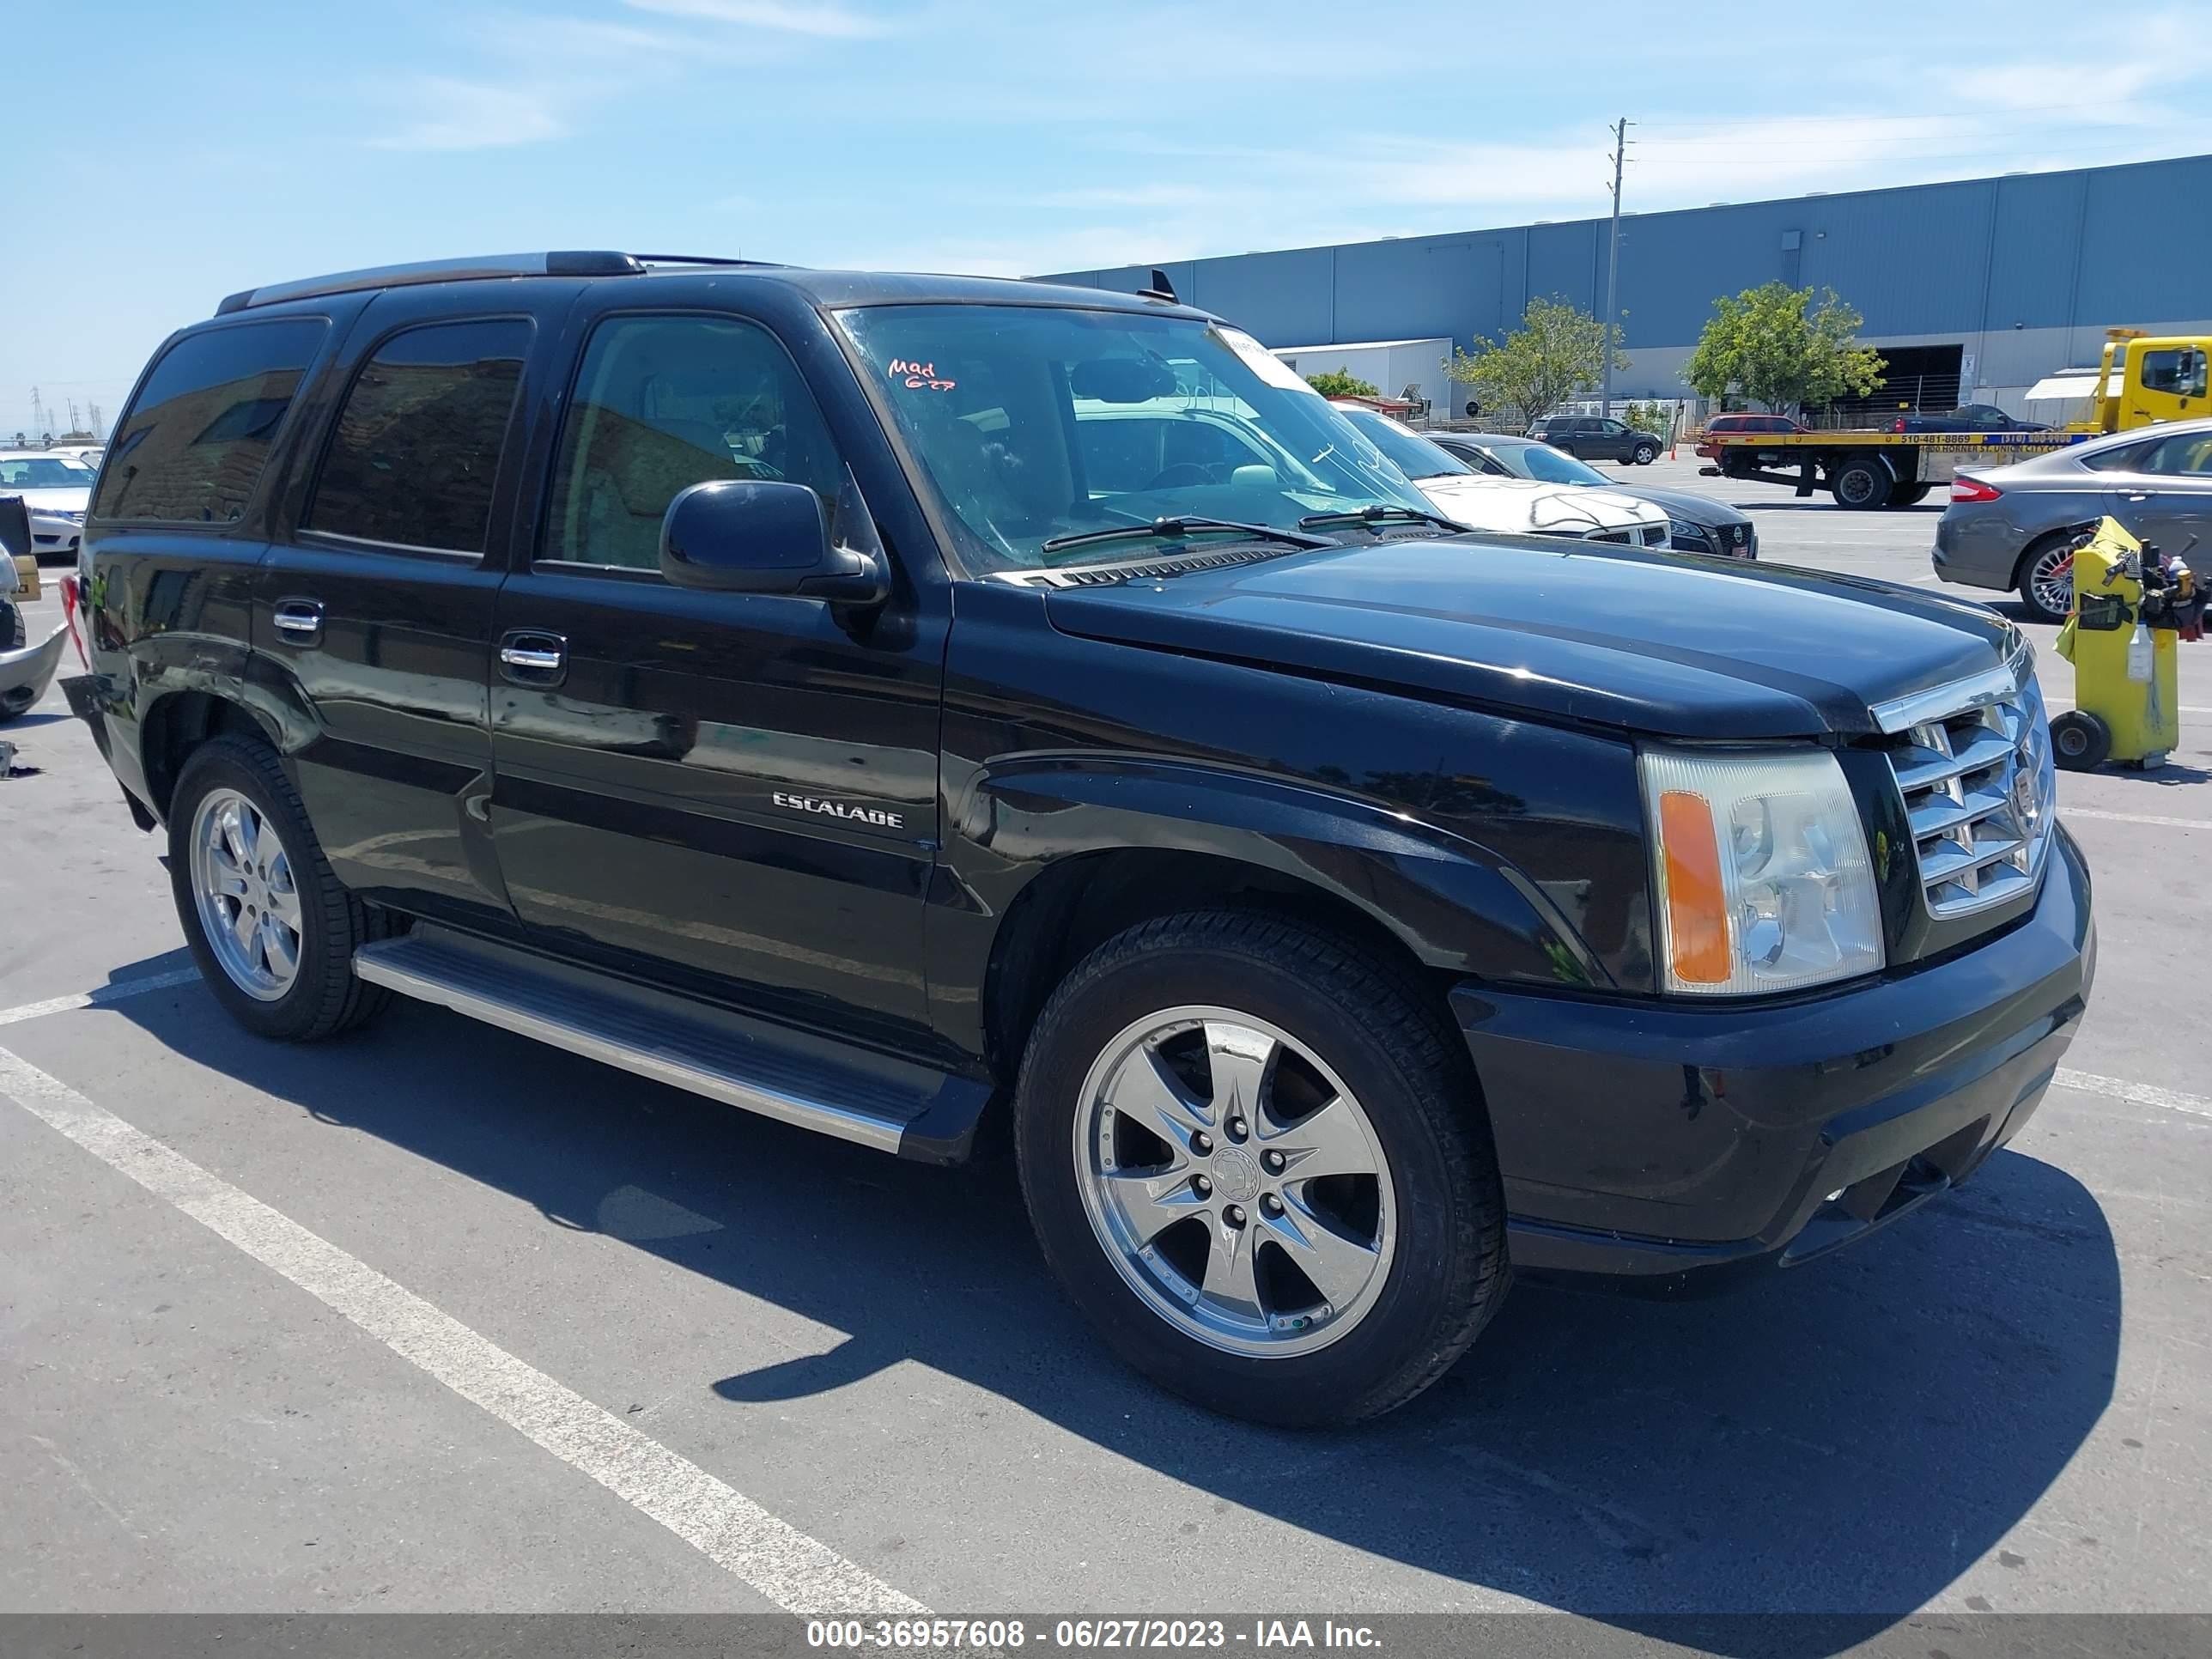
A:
1657 790 1731 985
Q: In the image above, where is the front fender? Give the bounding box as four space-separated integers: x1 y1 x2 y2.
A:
930 752 1618 1056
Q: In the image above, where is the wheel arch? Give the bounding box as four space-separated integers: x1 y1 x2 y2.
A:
957 759 1607 1086
141 689 280 822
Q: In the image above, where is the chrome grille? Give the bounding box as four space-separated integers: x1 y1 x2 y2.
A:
1873 652 2056 919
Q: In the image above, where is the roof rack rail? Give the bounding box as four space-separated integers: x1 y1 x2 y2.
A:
628 252 782 269
213 250 680 316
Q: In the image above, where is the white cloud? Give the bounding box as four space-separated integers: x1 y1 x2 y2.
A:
368 76 565 151
623 0 894 38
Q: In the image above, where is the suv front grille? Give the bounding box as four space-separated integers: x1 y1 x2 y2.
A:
1583 524 1668 548
1873 651 2055 919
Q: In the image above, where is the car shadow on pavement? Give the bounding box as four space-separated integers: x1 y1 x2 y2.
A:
107 975 2120 1653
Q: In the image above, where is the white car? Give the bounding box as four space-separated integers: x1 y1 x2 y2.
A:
46 443 105 470
1329 404 1670 548
0 451 97 562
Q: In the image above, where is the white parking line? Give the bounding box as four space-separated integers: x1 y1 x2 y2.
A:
0 966 203 1028
0 1046 928 1616
2064 808 2209 830
2054 1067 2212 1122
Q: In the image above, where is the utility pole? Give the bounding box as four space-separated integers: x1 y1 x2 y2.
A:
1602 117 1632 417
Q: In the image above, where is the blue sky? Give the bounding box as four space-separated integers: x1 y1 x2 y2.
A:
6 0 2209 439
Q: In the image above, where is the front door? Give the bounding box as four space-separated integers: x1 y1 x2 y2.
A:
486 308 946 1048
2106 428 2212 562
256 302 538 931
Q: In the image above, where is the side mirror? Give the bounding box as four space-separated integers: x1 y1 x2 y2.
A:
659 479 888 605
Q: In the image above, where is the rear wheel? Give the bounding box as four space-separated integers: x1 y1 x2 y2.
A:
2015 534 2076 624
1015 911 1509 1427
2051 710 2111 771
169 735 396 1041
1832 457 1892 510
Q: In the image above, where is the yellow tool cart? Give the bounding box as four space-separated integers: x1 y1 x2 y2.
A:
2051 517 2204 770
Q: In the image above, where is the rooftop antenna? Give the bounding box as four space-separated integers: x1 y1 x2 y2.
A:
1138 268 1178 303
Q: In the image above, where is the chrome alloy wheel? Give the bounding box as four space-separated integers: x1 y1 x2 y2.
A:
2029 542 2075 620
189 787 303 1001
1073 1007 1396 1358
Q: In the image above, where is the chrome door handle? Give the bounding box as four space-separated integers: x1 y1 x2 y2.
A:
499 644 565 670
272 599 324 642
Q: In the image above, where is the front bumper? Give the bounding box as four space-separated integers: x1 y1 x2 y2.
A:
1456 825 2094 1287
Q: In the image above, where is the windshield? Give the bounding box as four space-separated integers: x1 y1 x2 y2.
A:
1496 441 1608 486
831 305 1434 573
1330 405 1475 479
0 457 95 490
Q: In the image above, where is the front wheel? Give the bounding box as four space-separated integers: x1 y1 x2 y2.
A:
1631 441 1658 465
169 734 396 1042
1015 912 1509 1427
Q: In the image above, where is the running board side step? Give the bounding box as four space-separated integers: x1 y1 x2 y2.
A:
353 927 990 1164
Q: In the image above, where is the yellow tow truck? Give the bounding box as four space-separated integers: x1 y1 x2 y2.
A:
1701 329 2211 509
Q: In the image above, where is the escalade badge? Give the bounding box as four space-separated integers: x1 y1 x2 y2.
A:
772 791 905 830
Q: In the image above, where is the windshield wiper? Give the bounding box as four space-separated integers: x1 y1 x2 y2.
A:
1298 504 1466 535
1038 516 1331 564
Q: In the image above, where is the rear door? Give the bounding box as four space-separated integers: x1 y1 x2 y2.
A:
254 287 549 931
483 300 948 1049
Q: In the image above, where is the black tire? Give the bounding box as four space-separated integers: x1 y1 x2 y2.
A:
167 733 397 1041
1890 483 1933 507
1832 457 1892 510
2 598 23 650
1631 441 1658 465
2051 710 2112 772
2014 532 2076 625
1014 910 1510 1428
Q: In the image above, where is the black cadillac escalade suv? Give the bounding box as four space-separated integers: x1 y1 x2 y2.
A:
69 252 2094 1425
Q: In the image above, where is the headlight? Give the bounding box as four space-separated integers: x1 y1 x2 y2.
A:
46 509 85 524
1668 518 1705 544
1640 747 1884 995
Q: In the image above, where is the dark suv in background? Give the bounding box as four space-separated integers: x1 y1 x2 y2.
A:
70 252 2092 1426
1527 414 1662 465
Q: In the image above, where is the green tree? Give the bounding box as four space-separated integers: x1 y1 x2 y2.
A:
1304 367 1380 399
1685 283 1886 416
1443 297 1626 429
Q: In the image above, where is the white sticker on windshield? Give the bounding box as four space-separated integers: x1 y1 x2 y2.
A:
1218 327 1319 394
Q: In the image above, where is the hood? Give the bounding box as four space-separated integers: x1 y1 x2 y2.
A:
1412 475 1663 537
1603 483 1751 526
14 486 91 514
1039 536 2014 739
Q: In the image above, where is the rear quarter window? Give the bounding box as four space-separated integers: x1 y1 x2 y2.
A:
94 318 330 524
305 318 533 554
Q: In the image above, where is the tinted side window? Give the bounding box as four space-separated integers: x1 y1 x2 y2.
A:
2142 433 2212 477
2081 440 2154 473
544 314 844 571
306 319 532 553
94 319 329 523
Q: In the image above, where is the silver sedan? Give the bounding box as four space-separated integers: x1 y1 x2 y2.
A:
1932 417 2212 623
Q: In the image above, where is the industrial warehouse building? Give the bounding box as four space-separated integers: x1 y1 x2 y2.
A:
1038 153 2212 422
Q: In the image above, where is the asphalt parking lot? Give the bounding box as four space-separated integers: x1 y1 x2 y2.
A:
3 473 2208 1642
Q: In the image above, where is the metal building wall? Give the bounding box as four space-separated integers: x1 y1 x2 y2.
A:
1040 154 2212 401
